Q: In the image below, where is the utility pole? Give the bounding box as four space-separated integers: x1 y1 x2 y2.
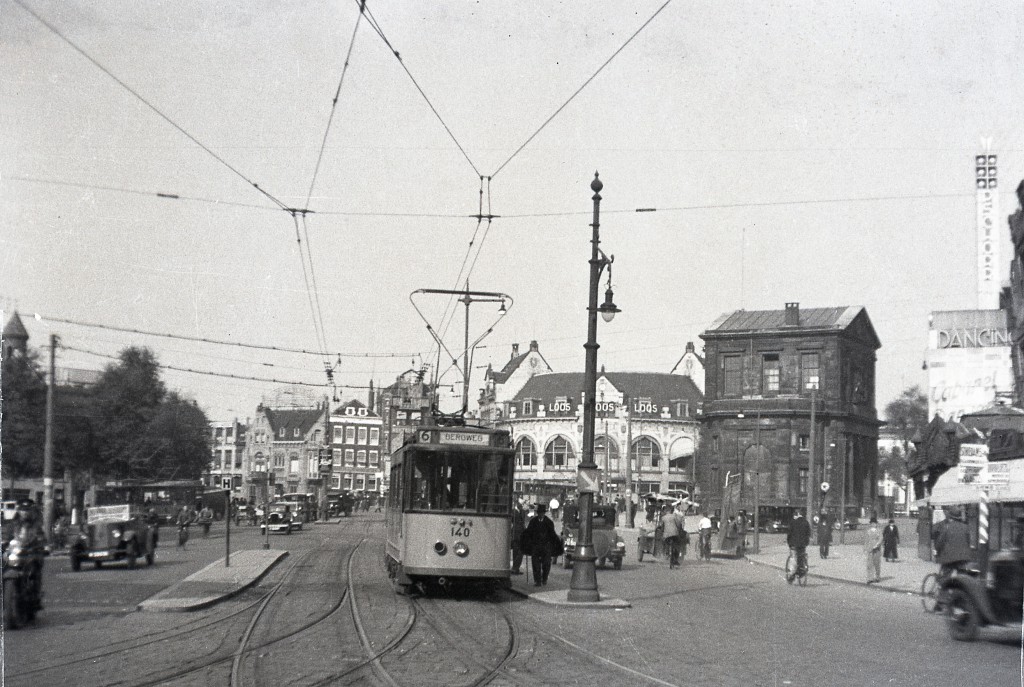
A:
807 385 817 532
42 333 58 545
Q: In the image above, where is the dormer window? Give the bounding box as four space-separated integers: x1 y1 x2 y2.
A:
278 427 285 438
293 427 300 438
523 400 533 415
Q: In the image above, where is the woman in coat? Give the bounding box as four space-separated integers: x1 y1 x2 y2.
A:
882 518 900 561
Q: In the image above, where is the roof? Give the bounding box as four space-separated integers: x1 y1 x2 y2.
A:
3 312 29 341
488 341 552 384
703 305 880 348
513 371 703 404
263 407 325 438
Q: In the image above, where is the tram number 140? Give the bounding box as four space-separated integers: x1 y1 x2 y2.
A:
451 523 472 537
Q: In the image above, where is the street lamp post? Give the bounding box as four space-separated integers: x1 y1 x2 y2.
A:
569 172 620 603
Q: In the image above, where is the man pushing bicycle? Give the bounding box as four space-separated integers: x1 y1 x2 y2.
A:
787 510 811 581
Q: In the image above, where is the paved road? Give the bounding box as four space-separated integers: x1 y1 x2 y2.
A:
7 514 1019 687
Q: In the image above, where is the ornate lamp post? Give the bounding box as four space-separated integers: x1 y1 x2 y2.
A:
569 172 620 602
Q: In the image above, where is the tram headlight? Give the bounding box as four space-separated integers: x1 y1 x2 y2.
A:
453 541 469 557
434 541 448 556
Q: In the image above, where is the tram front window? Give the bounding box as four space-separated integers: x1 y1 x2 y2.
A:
409 451 511 514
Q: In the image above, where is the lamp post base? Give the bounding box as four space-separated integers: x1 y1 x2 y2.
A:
567 547 600 602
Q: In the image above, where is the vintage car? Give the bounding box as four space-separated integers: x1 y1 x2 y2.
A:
260 503 297 534
70 505 157 571
941 549 1024 641
561 504 625 570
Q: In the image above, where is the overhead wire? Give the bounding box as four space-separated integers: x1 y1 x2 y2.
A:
305 1 366 208
3 175 280 212
489 0 674 179
357 0 481 178
13 0 290 212
30 313 419 358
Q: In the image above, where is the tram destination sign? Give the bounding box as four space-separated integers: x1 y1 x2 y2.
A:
437 430 489 447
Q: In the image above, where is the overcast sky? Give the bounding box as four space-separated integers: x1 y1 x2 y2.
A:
3 1 1023 421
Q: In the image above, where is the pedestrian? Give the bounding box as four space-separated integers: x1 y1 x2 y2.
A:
548 496 561 522
176 506 192 548
510 498 526 575
863 517 883 583
197 505 214 537
882 518 900 561
817 510 833 559
787 510 811 576
629 495 638 528
562 497 579 528
660 504 684 568
935 507 973 578
520 504 563 587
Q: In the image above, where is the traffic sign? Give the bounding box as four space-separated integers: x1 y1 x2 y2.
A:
577 467 600 493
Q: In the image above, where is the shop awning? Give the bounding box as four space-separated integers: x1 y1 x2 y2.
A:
926 458 1024 505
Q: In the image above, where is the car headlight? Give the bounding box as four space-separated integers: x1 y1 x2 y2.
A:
453 541 469 557
7 539 23 564
112 529 122 539
616 541 626 549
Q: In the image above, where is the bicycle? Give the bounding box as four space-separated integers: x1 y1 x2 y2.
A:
921 572 942 612
786 548 808 586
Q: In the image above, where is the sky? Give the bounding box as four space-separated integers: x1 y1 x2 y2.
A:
3 0 1024 423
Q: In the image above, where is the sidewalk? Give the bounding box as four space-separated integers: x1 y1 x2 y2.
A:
138 549 288 612
746 542 931 595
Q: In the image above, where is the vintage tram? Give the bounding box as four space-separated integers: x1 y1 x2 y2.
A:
385 424 514 594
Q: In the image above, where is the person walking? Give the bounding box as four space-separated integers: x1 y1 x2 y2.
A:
520 504 562 586
697 511 714 560
661 504 684 568
787 510 811 576
817 511 833 559
510 498 526 575
863 517 883 583
882 518 900 562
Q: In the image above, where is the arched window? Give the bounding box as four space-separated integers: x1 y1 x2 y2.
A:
515 437 537 468
631 436 661 469
544 436 576 469
595 436 620 472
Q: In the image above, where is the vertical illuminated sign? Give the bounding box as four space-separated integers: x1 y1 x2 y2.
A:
976 147 1000 309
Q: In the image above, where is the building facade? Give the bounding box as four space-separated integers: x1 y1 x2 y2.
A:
329 399 384 494
206 419 247 492
698 303 882 516
242 403 328 502
498 371 703 500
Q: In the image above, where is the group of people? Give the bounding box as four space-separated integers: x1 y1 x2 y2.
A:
787 509 904 584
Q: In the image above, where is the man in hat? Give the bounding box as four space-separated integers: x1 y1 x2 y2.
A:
520 504 561 586
935 508 973 578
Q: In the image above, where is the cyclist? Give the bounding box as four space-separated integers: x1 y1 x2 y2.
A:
935 507 973 579
787 509 811 579
697 512 713 560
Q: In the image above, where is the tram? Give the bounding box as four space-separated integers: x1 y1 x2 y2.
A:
385 423 514 594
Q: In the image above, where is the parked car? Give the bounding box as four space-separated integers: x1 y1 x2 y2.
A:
833 516 860 531
561 504 625 570
69 506 157 571
260 504 296 534
1 502 19 524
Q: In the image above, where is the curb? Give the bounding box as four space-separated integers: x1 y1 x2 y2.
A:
744 555 921 597
138 550 289 612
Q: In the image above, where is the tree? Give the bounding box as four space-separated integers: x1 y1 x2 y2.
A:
0 350 47 488
91 347 166 479
137 392 210 480
885 386 929 455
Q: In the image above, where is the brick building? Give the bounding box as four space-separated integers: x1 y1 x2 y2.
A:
329 399 384 494
698 303 881 516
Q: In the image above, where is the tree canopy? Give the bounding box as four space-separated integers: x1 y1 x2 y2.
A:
1 350 47 484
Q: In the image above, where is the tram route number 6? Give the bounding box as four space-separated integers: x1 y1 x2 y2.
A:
451 520 473 537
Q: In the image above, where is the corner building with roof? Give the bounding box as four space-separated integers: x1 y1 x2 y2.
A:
499 369 703 501
698 303 882 517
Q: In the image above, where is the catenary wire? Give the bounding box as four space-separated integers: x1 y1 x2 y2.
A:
3 175 280 211
30 313 418 358
299 212 331 361
290 212 329 358
61 344 376 389
357 0 481 178
489 0 674 178
305 2 366 208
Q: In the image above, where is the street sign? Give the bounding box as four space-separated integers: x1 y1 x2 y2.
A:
577 467 600 493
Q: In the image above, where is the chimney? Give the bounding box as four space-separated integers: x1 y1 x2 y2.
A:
368 380 375 410
685 341 695 353
784 302 800 326
511 343 519 359
529 340 539 352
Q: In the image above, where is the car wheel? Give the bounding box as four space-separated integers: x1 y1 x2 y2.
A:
146 550 155 566
562 556 572 569
70 553 82 572
638 548 645 562
946 589 980 641
614 558 622 570
597 556 606 569
3 581 24 630
94 560 103 570
127 545 138 569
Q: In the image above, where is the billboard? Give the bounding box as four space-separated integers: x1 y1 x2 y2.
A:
976 152 1000 309
927 310 1013 421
